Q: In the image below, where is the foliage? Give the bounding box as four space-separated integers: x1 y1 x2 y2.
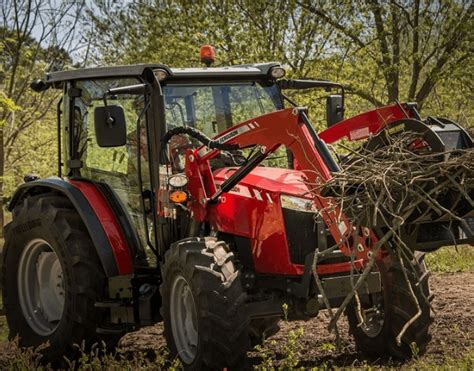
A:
0 334 472 370
425 245 474 273
0 339 180 370
299 1 472 106
0 0 88 221
253 341 277 370
281 326 305 369
87 0 473 125
0 92 20 120
87 1 329 69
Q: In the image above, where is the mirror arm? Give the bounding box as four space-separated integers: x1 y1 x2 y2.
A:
107 83 148 96
278 79 343 91
281 92 298 107
101 83 148 128
101 94 115 127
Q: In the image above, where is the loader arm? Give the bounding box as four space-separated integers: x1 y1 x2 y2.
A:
184 105 413 260
319 103 412 144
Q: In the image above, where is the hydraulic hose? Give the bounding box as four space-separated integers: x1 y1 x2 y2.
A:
162 126 239 151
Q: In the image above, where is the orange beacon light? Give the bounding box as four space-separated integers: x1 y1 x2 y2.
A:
200 45 216 67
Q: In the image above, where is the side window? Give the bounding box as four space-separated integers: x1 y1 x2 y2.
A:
72 78 155 262
73 79 142 175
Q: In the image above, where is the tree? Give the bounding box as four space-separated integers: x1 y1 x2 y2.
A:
0 0 86 233
298 0 473 109
86 0 333 72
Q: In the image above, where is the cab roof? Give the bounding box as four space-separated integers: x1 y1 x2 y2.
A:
44 62 281 84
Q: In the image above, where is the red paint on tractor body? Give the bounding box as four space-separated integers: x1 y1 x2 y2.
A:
209 167 364 275
68 179 134 275
211 167 309 275
183 106 412 276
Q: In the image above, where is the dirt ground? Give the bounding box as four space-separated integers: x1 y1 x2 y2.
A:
120 272 473 368
0 272 471 368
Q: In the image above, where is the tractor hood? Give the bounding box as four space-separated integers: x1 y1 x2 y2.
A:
213 166 311 199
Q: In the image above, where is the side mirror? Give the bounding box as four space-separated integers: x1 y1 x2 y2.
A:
326 95 344 127
94 105 127 147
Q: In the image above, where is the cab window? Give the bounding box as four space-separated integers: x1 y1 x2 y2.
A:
163 82 282 137
163 81 290 168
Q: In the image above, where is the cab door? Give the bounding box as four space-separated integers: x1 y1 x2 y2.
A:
67 77 157 266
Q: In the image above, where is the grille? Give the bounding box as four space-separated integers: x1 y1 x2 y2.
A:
283 208 351 265
282 208 319 264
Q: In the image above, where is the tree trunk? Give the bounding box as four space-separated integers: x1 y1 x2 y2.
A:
0 122 4 238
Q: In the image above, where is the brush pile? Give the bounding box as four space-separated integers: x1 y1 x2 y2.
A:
312 131 474 348
323 133 473 242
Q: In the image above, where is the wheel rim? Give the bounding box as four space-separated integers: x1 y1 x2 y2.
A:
170 274 198 364
17 238 65 336
359 295 385 338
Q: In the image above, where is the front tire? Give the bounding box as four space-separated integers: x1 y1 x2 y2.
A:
1 193 114 363
347 252 433 359
161 237 250 369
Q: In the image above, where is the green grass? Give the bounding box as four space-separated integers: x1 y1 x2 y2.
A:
0 341 180 370
343 349 474 370
425 245 474 273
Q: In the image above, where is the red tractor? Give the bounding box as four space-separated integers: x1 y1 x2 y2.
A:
1 59 472 368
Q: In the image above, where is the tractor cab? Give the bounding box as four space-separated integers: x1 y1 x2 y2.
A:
33 63 345 269
37 63 293 266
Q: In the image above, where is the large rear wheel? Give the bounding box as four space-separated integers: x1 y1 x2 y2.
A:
161 237 250 369
1 193 115 363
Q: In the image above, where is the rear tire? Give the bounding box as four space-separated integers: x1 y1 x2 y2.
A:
160 237 250 369
347 252 433 359
1 193 115 363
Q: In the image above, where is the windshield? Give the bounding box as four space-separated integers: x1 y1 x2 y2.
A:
162 82 282 138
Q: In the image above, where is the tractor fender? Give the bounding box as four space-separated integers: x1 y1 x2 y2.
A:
8 177 133 277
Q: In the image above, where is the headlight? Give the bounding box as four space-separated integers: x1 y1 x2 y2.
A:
168 174 188 188
280 195 316 213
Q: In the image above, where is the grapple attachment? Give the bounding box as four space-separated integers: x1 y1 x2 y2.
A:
374 117 473 250
325 116 474 252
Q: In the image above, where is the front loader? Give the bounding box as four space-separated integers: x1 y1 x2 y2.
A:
1 56 472 368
